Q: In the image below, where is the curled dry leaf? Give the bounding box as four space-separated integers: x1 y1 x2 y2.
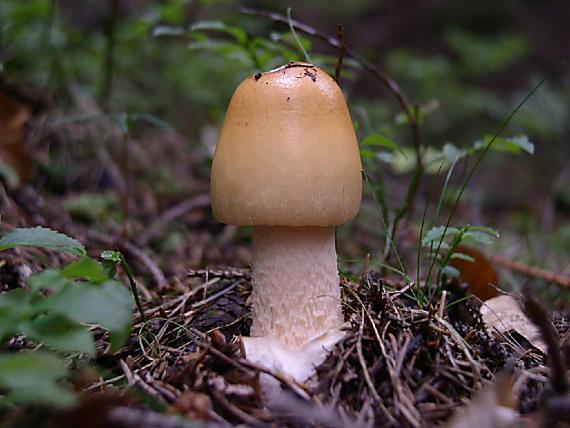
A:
451 245 499 301
481 295 547 353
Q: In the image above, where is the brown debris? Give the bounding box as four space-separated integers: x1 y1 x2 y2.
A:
61 272 564 427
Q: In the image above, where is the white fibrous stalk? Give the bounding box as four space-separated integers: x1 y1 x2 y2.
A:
250 225 343 349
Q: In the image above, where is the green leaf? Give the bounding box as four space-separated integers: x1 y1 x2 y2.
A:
442 266 461 278
101 250 121 277
361 134 405 156
63 192 118 223
187 40 254 66
101 250 121 263
0 351 75 407
152 25 185 37
0 289 30 342
359 149 377 159
505 135 535 154
62 257 108 283
422 226 460 247
463 226 500 245
189 20 248 45
474 135 535 155
28 269 69 292
20 313 95 356
383 147 446 175
0 290 31 340
0 227 86 256
41 280 133 351
0 288 29 313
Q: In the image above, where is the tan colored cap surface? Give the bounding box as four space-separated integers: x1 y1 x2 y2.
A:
211 62 362 226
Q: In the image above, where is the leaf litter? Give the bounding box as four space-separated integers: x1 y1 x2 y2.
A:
2 264 566 427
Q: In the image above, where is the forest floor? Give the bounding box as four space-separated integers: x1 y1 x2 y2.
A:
0 81 569 428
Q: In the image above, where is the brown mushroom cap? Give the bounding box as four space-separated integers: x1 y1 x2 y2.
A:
211 62 362 226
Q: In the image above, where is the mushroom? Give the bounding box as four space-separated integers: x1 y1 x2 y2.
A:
210 62 362 381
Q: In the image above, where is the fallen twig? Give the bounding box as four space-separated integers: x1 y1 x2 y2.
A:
524 294 567 395
491 254 570 289
137 194 210 246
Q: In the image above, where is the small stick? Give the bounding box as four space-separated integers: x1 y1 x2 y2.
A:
437 290 447 319
491 254 570 289
334 25 346 85
210 389 269 427
136 194 210 246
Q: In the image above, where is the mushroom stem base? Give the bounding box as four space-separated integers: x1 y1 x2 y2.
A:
242 329 343 382
251 225 343 349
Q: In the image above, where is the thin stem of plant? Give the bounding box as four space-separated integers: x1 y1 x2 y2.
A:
334 25 346 85
286 8 311 63
119 252 147 322
424 70 557 291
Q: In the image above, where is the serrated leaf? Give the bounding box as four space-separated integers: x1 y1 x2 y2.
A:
0 351 75 407
20 313 95 356
41 280 133 351
0 227 85 256
463 226 500 245
422 226 460 247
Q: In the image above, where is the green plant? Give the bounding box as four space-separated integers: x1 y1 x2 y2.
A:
422 225 499 280
0 227 134 408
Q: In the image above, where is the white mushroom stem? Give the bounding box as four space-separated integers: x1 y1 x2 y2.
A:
250 225 343 348
243 225 345 381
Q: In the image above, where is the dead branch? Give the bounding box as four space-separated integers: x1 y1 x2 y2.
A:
137 194 211 246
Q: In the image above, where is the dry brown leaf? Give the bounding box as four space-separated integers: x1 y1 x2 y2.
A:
481 295 547 353
0 90 33 185
452 245 500 301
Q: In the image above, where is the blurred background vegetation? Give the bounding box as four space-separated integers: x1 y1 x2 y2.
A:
1 0 569 303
